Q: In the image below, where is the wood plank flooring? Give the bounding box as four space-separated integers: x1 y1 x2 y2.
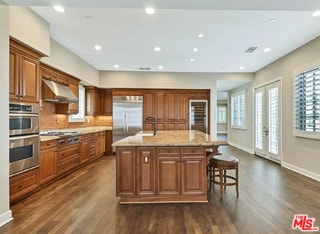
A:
1 146 320 233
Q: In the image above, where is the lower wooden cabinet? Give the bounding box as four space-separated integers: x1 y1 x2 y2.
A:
80 136 90 164
39 140 57 185
105 130 112 154
116 146 206 202
57 144 80 175
10 168 39 203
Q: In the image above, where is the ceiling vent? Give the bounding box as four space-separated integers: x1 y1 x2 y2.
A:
139 67 151 71
244 47 258 53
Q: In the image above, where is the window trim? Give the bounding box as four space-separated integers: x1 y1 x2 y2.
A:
230 89 247 129
69 84 85 123
293 65 320 140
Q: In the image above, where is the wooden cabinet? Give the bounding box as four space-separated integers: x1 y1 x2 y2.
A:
39 140 57 185
116 146 206 203
100 89 112 116
105 130 113 154
157 147 180 195
96 131 106 157
137 147 156 195
80 134 90 164
116 147 136 196
9 38 42 103
57 144 80 175
85 86 101 116
180 147 206 195
10 168 39 203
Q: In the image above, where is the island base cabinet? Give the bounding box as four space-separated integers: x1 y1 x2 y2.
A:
116 146 207 203
137 147 156 195
116 147 136 196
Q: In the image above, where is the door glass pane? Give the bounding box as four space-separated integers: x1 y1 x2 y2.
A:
255 92 263 150
269 87 279 154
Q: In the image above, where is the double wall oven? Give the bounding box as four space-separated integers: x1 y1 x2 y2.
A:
9 103 40 175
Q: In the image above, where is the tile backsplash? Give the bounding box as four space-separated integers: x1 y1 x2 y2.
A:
40 102 112 131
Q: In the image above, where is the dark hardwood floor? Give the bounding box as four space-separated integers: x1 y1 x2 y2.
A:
1 146 320 234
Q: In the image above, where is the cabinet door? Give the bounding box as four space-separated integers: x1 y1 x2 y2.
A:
157 155 180 195
155 92 165 121
96 132 106 157
20 54 40 103
105 130 113 154
101 89 112 116
180 147 206 195
79 140 90 163
166 92 177 121
137 147 156 195
143 92 154 130
178 93 188 121
9 50 19 101
116 147 136 196
39 147 57 185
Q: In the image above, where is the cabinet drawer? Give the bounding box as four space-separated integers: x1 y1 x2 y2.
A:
57 156 79 175
10 168 39 199
57 147 79 161
157 147 180 156
181 147 204 155
81 134 90 140
40 140 56 150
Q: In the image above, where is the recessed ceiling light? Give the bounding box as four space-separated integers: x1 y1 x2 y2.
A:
197 33 204 38
189 58 194 62
145 7 155 15
94 45 102 51
158 65 163 69
154 46 161 52
193 48 198 52
114 64 119 68
240 66 245 70
312 10 320 17
264 48 271 52
53 5 65 13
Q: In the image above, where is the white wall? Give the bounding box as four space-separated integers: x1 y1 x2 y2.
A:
41 39 100 87
0 5 13 227
254 36 320 181
9 6 50 56
228 83 254 154
100 71 253 136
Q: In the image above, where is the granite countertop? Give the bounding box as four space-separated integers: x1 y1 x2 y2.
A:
40 126 112 142
112 130 228 147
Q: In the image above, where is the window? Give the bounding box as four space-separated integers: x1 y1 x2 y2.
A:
294 68 320 139
231 90 246 128
69 85 85 122
217 105 227 124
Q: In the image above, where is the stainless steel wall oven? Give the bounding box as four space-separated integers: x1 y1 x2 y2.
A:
9 103 40 175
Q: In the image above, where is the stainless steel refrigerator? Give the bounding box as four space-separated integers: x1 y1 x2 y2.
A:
112 96 143 151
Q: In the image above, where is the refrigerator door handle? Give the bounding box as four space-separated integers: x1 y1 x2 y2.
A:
123 112 127 137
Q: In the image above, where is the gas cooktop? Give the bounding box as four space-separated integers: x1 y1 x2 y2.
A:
40 131 80 137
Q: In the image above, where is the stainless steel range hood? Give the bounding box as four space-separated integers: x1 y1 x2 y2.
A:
42 79 78 103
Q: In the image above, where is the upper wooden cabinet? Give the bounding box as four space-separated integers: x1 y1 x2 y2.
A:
9 38 43 103
85 86 101 116
85 87 112 116
100 89 112 116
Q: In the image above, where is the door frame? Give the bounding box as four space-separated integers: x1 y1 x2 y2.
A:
252 77 283 163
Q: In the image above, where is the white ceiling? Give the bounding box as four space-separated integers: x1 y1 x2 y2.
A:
3 0 320 90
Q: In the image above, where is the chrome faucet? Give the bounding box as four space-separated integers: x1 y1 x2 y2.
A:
145 116 157 136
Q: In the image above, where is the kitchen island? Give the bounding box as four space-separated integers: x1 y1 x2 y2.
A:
112 130 228 204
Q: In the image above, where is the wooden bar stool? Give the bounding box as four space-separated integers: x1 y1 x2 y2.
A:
209 154 239 200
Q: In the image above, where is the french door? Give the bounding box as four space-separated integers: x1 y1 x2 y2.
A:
254 81 281 162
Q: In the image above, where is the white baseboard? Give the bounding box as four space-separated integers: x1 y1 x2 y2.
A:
0 210 13 227
282 162 320 182
227 141 255 154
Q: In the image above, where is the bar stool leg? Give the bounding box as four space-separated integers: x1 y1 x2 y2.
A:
236 167 239 197
219 167 224 200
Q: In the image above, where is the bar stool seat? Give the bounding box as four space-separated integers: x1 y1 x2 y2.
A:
209 154 239 200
